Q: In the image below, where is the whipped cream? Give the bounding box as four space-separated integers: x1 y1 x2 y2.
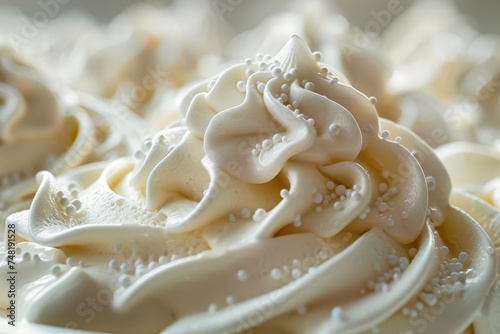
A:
57 1 232 122
380 0 500 146
1 36 498 334
0 43 149 229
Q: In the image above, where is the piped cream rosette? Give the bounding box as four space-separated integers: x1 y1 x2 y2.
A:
0 43 149 222
2 36 498 334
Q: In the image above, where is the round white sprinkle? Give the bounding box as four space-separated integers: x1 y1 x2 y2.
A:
208 303 218 313
335 185 347 196
441 246 449 255
237 269 248 281
386 218 395 227
458 252 469 263
272 133 282 143
291 268 302 279
257 82 265 93
262 139 273 151
409 248 418 258
378 183 389 193
245 58 252 65
120 262 130 273
487 246 495 255
251 149 259 156
377 202 388 213
328 123 341 136
313 51 322 61
253 208 267 222
369 96 377 104
65 205 77 216
71 199 82 210
381 130 390 139
351 191 361 200
241 208 251 219
304 82 315 91
333 202 343 211
307 118 315 126
70 188 79 198
236 81 246 92
281 84 290 93
426 176 436 192
22 252 31 261
331 307 344 320
109 259 119 270
60 196 70 206
56 190 64 198
50 265 62 276
245 69 254 78
228 213 236 222
401 211 409 219
272 67 282 77
32 254 40 261
284 72 292 81
226 295 235 305
313 193 323 204
271 268 282 280
120 275 131 287
66 257 75 266
293 214 301 227
280 189 289 198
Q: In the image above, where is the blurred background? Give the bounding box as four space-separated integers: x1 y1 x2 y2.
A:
1 0 499 140
0 0 499 34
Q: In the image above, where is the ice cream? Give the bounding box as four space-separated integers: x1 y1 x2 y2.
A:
0 42 149 231
1 35 499 334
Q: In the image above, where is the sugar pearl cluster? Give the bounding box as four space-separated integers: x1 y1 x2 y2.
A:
134 136 154 161
312 181 362 215
56 182 83 217
400 247 472 321
227 206 268 223
268 245 334 283
359 170 400 223
231 50 343 148
361 249 412 296
108 241 201 289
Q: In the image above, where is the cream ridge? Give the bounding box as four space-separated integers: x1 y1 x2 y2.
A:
1 36 498 334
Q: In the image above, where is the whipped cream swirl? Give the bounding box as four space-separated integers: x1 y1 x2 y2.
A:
1 36 498 334
0 43 148 223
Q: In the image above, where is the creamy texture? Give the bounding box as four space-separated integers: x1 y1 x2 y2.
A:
0 43 149 229
1 36 499 334
226 0 467 149
381 0 500 145
432 140 500 333
59 0 232 122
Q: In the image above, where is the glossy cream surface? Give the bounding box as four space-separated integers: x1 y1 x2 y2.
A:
0 36 498 334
